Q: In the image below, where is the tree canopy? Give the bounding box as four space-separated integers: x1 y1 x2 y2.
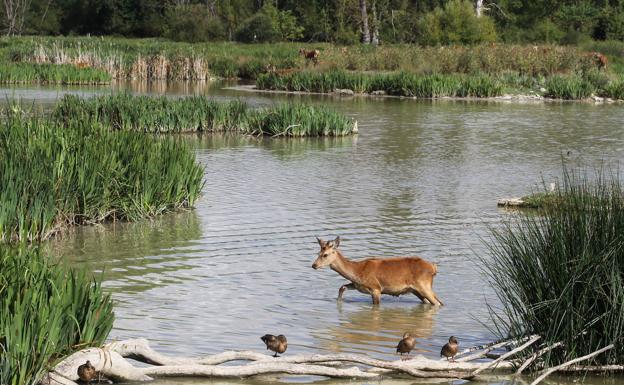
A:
2 0 623 44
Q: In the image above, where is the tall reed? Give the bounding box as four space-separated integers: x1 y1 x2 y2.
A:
53 94 357 136
484 167 624 367
0 62 110 84
0 109 204 242
0 245 114 385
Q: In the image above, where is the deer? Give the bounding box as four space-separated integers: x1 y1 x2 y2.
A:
312 236 443 306
299 48 320 65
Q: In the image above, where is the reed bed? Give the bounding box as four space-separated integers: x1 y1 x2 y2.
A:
257 71 504 98
0 36 608 81
53 94 357 136
484 167 624 367
544 75 595 99
0 244 114 385
0 62 110 84
0 110 204 242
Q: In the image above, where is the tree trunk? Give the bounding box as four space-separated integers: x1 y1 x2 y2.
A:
475 0 484 17
370 0 379 46
359 0 370 44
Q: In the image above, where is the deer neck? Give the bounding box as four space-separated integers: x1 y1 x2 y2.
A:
330 251 361 284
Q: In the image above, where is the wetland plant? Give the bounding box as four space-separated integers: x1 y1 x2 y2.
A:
0 111 204 242
544 75 595 99
0 245 114 385
0 62 110 84
485 167 624 367
54 94 357 136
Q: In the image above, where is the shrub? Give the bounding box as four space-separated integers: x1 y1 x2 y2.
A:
164 4 226 42
235 13 280 43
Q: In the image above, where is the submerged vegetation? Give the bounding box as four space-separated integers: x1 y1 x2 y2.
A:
0 107 204 242
0 245 114 385
54 94 357 136
485 167 624 366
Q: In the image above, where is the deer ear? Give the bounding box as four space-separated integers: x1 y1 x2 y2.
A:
316 237 325 247
333 236 341 248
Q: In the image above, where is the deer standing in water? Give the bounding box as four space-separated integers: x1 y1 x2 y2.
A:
312 237 443 305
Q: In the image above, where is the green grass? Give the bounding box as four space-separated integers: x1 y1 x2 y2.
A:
545 75 595 99
0 244 114 385
0 62 110 84
0 36 612 81
53 94 357 136
0 108 204 242
484 167 624 369
257 70 505 98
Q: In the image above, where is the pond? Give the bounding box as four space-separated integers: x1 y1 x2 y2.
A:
5 81 622 384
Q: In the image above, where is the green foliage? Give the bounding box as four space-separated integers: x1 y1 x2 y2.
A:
164 4 227 42
257 70 504 98
417 0 497 45
234 3 303 43
0 104 204 242
0 245 114 385
545 75 595 99
484 167 624 366
53 93 357 137
0 62 110 84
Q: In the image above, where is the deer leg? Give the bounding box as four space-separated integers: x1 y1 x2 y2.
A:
371 290 381 305
411 289 427 303
338 283 355 300
423 288 442 306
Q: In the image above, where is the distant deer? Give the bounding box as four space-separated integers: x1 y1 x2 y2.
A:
312 237 443 305
299 48 320 65
587 51 608 71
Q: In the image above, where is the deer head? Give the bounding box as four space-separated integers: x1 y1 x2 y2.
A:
312 236 341 269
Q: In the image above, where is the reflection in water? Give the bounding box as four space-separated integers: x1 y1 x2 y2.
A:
315 304 438 356
45 210 203 294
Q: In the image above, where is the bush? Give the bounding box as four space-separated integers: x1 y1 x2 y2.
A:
417 0 497 45
235 13 280 43
164 4 226 42
484 166 624 367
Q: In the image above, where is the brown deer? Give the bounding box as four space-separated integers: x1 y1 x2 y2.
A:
312 236 443 305
587 51 608 71
299 48 320 65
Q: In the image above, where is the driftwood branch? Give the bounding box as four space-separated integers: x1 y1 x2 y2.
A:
42 338 513 384
516 341 564 374
468 335 542 378
529 344 615 385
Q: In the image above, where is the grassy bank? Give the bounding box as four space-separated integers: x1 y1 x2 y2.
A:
485 167 624 366
1 36 619 81
0 109 204 242
0 245 114 385
54 94 357 136
0 62 110 84
257 69 624 100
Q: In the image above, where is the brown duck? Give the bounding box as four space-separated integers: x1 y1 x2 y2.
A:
396 332 416 358
77 360 96 384
261 334 288 357
440 336 459 362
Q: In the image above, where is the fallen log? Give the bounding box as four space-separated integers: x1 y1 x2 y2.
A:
41 338 512 384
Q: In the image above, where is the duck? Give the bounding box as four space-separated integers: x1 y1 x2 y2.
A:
77 360 96 384
440 336 459 362
261 334 288 357
396 332 416 358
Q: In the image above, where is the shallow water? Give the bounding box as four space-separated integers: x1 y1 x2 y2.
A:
7 81 622 384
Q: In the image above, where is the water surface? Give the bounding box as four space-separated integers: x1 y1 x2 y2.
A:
20 81 623 384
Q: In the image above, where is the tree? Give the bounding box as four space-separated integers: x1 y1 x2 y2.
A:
3 0 32 35
359 0 370 43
